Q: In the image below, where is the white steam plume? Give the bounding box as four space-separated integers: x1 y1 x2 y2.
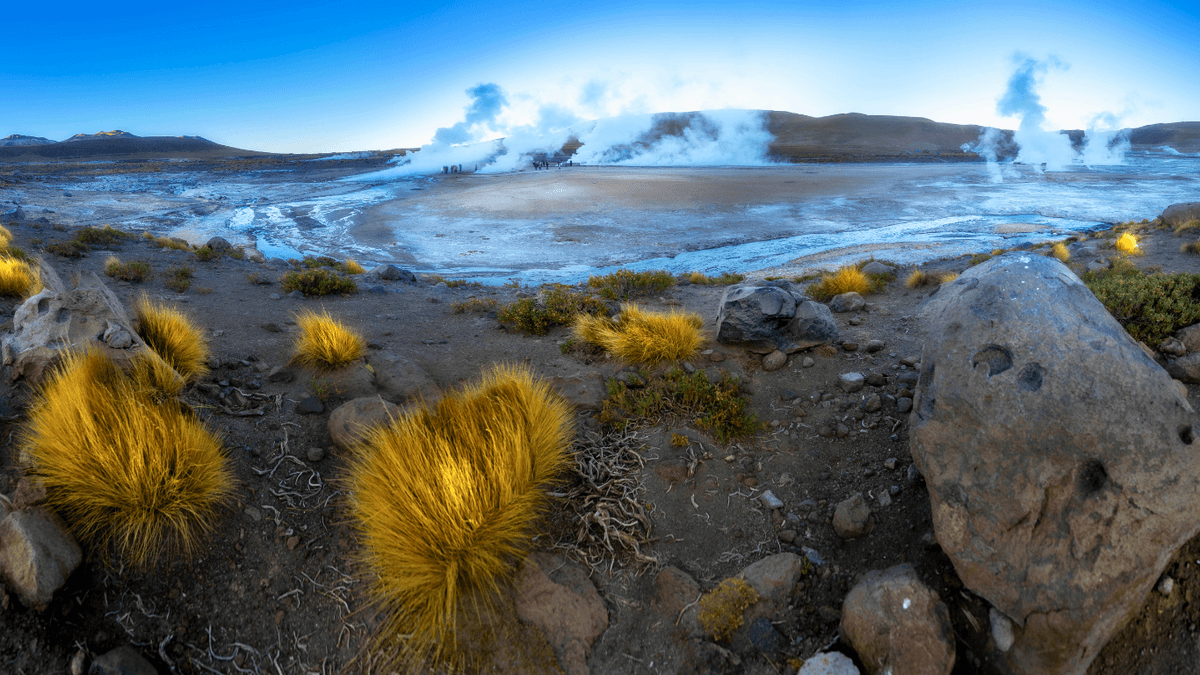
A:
996 55 1076 170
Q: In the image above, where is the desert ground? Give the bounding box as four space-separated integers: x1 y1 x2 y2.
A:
1 189 1199 675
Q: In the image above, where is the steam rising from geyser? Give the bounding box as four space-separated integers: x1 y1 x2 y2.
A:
962 54 1130 182
361 83 775 178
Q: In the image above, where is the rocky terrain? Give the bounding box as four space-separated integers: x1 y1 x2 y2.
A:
1 201 1200 675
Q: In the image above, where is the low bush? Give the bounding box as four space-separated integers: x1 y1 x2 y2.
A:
164 266 194 293
1181 241 1200 255
685 271 745 285
24 350 235 568
46 241 87 258
145 234 193 252
104 256 151 282
1084 267 1200 345
905 270 957 288
1175 218 1200 236
281 268 358 296
194 245 220 262
573 303 705 364
496 284 609 335
344 364 573 667
698 577 760 642
75 225 132 247
601 366 761 443
451 297 499 314
588 268 675 300
291 309 366 371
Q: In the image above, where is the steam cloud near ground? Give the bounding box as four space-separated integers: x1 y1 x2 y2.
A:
355 84 775 178
962 54 1131 182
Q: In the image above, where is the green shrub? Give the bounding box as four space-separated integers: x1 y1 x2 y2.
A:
164 266 194 293
194 246 220 262
685 271 745 285
1085 267 1200 345
301 255 339 269
497 284 609 335
588 269 675 300
281 268 359 296
75 225 132 247
46 241 87 258
451 298 499 314
104 257 151 282
601 367 760 443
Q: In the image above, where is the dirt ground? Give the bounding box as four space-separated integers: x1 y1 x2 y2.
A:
2 194 1200 674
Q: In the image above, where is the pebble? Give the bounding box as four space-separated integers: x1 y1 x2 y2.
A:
778 529 797 544
681 361 696 374
759 490 784 510
286 536 301 550
707 351 726 363
849 316 862 325
306 447 326 462
762 350 787 372
877 491 893 508
863 393 882 413
896 397 913 413
296 396 324 415
884 457 898 470
245 506 263 522
802 356 815 367
907 464 922 483
288 290 304 299
70 649 87 675
1158 576 1176 596
842 342 859 352
836 423 849 438
269 293 280 300
839 372 865 393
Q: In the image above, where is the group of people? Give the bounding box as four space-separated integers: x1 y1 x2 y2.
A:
532 159 574 170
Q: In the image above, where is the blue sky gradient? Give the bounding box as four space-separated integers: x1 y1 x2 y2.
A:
3 0 1198 152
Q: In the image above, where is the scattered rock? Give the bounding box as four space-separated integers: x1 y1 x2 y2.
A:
0 506 83 611
369 264 417 282
865 339 885 353
550 375 604 411
1157 576 1175 596
1176 323 1200 353
512 552 608 675
911 253 1200 675
833 493 873 539
368 351 440 404
1161 337 1187 356
739 553 803 604
861 261 894 276
295 396 324 415
830 292 865 313
12 476 46 509
991 607 1015 652
1167 353 1200 383
798 652 860 675
70 649 87 675
716 281 838 352
896 397 913 413
762 350 787 372
842 342 858 352
204 236 234 252
759 490 784 510
653 566 702 635
328 397 400 451
841 564 955 675
307 362 377 399
1161 201 1200 228
863 394 882 413
267 365 295 383
838 372 865 393
747 616 786 653
802 356 815 368
865 372 888 387
88 645 157 675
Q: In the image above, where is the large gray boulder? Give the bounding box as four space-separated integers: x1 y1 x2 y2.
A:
911 253 1200 675
4 266 146 383
1161 202 1200 227
841 564 955 675
716 281 838 353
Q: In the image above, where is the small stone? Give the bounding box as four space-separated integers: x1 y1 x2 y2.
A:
991 607 1015 652
295 396 324 415
797 652 859 675
865 372 888 386
759 490 784 510
306 447 326 462
863 393 882 413
681 361 696 374
865 340 886 353
836 423 849 438
267 366 294 383
839 372 865 393
1161 337 1187 356
288 290 305 299
269 293 280 300
778 529 797 544
1158 576 1175 596
849 316 862 326
833 493 873 539
842 342 859 352
802 357 815 368
884 458 898 470
897 397 913 413
261 322 283 333
89 645 157 675
818 425 834 438
286 536 300 550
907 464 922 483
762 350 787 372
900 355 920 367
877 491 893 508
707 351 727 363
70 649 87 675
245 506 263 522
830 292 866 313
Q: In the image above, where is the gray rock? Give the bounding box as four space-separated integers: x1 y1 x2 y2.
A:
865 339 886 353
328 396 401 451
715 282 805 352
288 290 305 299
863 393 882 413
762 350 787 372
798 652 860 675
1168 354 1200 383
204 235 234 252
87 645 157 675
295 396 324 415
369 264 417 282
1086 258 1111 272
1161 201 1200 228
739 553 803 604
512 552 608 675
861 261 895 276
653 566 703 635
759 490 784 510
790 299 840 349
0 506 82 611
896 370 920 387
1177 322 1200 353
802 356 815 368
747 616 786 653
841 564 955 675
306 362 377 399
829 291 865 313
896 397 913 413
911 253 1200 675
368 351 440 404
865 372 888 386
306 446 326 462
1161 337 1187 356
833 494 873 539
267 365 295 383
839 372 865 393
991 608 1015 652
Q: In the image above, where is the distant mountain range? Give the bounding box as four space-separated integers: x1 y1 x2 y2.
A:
2 116 1198 162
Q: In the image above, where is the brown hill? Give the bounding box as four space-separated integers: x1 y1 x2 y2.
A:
764 111 995 162
0 134 266 161
1128 122 1200 153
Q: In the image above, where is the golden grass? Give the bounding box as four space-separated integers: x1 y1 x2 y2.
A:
1051 242 1070 262
698 577 760 642
0 255 41 297
905 269 956 288
1175 218 1200 236
573 303 705 364
809 266 869 299
345 363 573 667
0 224 11 247
134 295 209 382
344 258 366 274
1115 232 1144 256
1181 241 1200 255
24 350 234 568
291 309 366 371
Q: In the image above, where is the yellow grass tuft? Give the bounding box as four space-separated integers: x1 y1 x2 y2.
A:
291 309 366 371
1115 232 1144 256
0 255 41 297
573 303 705 364
134 295 209 382
344 258 366 274
23 350 235 568
0 224 11 247
345 363 573 666
905 270 928 288
810 266 869 299
1051 242 1070 262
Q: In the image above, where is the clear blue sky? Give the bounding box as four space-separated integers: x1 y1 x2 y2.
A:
3 0 1198 153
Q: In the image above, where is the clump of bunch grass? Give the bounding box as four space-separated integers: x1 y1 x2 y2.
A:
806 265 869 301
905 269 958 288
601 366 760 443
1084 266 1200 345
588 268 675 300
969 253 992 266
301 255 340 269
291 309 365 371
74 225 131 247
193 245 220 262
1181 241 1200 255
144 233 193 252
164 266 193 293
104 256 151 282
344 258 366 274
23 350 235 568
573 303 705 364
451 297 499 314
344 363 573 667
1174 218 1200 236
0 255 41 297
0 224 11 247
1115 232 1144 256
496 284 609 335
134 294 209 382
281 268 358 296
685 271 745 285
697 577 760 642
45 240 87 258
1050 242 1070 262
